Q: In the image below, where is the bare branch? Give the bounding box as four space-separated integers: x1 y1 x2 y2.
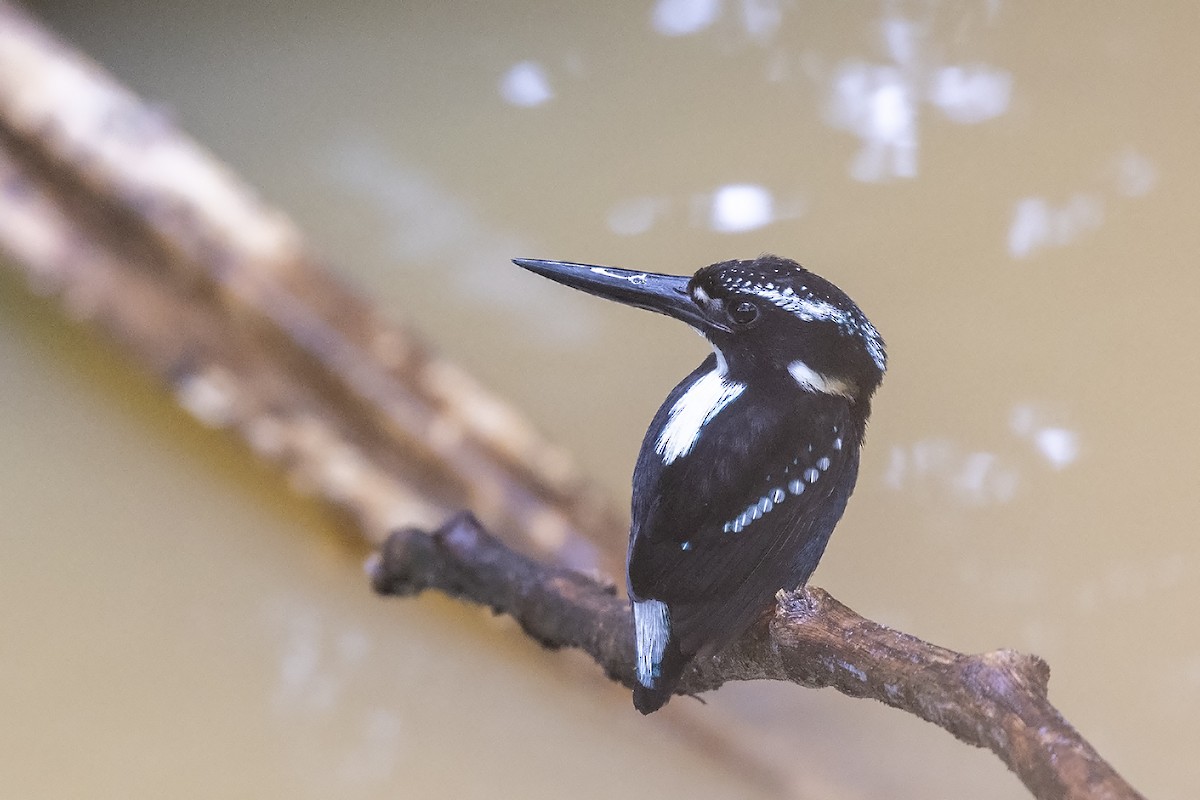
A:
371 513 1145 800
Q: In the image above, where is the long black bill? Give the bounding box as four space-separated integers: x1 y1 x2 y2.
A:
513 258 726 332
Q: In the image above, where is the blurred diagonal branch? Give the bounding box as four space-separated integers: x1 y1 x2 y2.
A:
0 1 783 794
0 4 1144 800
0 0 619 573
372 513 1144 800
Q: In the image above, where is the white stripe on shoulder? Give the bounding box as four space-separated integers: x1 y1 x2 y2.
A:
655 368 745 465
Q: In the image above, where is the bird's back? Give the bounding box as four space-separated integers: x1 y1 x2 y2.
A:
628 356 863 711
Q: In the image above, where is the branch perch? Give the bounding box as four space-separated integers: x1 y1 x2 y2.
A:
372 512 1144 800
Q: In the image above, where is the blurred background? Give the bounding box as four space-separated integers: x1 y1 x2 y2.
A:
3 1 1198 797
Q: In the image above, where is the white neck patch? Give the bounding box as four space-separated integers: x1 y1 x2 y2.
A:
788 359 855 398
655 368 745 465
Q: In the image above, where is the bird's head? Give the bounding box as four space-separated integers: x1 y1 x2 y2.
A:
514 254 886 404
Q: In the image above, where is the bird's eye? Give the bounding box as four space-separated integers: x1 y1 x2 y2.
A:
728 300 760 326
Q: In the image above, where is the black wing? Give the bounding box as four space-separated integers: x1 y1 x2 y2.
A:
628 359 861 658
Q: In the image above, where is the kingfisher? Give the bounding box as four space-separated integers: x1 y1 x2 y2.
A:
514 254 886 714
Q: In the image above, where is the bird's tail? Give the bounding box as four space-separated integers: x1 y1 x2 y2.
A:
631 598 690 714
632 640 689 713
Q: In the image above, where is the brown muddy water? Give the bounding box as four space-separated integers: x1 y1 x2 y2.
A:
4 2 1199 797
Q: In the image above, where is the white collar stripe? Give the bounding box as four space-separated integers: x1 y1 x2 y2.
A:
788 360 855 398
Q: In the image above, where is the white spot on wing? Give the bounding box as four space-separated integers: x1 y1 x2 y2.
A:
633 600 671 687
655 370 745 464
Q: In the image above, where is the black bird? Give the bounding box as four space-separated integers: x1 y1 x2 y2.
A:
514 254 886 713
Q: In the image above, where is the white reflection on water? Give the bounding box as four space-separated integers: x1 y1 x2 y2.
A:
827 62 918 181
1113 149 1158 197
928 65 1012 124
651 0 784 42
825 14 1010 182
264 600 411 788
738 0 784 41
1008 194 1105 259
338 707 405 784
1010 403 1080 469
607 184 803 236
886 405 1081 504
271 604 371 713
652 0 722 37
1032 428 1078 469
1009 149 1156 258
607 195 670 236
884 438 1019 506
708 183 774 232
500 60 554 107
